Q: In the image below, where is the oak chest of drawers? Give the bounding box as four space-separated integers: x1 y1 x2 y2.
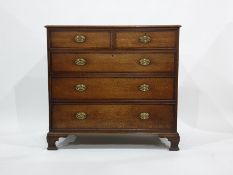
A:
46 25 181 151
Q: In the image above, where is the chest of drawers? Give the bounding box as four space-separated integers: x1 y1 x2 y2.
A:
46 25 180 151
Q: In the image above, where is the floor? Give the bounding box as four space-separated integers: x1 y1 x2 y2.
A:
1 121 233 175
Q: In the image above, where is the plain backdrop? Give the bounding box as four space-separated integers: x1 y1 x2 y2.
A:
0 0 233 175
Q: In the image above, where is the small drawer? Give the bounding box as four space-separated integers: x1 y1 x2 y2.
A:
52 104 175 130
116 31 176 49
50 31 110 49
51 77 175 100
51 53 175 73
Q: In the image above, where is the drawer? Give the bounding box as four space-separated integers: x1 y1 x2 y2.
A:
52 104 175 129
50 31 110 49
52 77 174 100
51 53 175 73
116 31 176 49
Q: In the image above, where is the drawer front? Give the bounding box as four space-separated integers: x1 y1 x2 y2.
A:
52 104 175 129
51 53 175 73
52 77 174 100
50 31 110 48
116 31 176 48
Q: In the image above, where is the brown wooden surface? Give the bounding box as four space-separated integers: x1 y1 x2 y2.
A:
45 25 181 28
51 77 174 100
51 53 175 73
52 104 174 129
46 25 180 151
116 31 176 48
50 31 110 48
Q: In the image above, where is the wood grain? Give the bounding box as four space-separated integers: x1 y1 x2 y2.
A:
46 25 180 151
52 104 175 129
51 77 175 100
116 31 176 48
50 31 110 48
51 53 175 73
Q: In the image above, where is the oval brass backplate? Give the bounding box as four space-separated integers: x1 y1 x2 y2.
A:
138 84 150 92
139 112 150 120
139 35 151 44
75 58 86 66
75 84 87 92
75 112 87 120
74 35 86 43
139 58 151 66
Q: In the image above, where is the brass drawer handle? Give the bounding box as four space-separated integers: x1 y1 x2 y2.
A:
139 112 150 120
139 58 150 66
75 58 86 66
138 84 150 92
76 112 87 120
74 34 86 43
75 84 87 92
139 35 151 44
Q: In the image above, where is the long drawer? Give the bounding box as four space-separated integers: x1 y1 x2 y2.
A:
52 104 175 130
51 53 175 73
51 77 175 100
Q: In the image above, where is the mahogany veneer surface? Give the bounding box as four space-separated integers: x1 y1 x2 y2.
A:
46 25 181 151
